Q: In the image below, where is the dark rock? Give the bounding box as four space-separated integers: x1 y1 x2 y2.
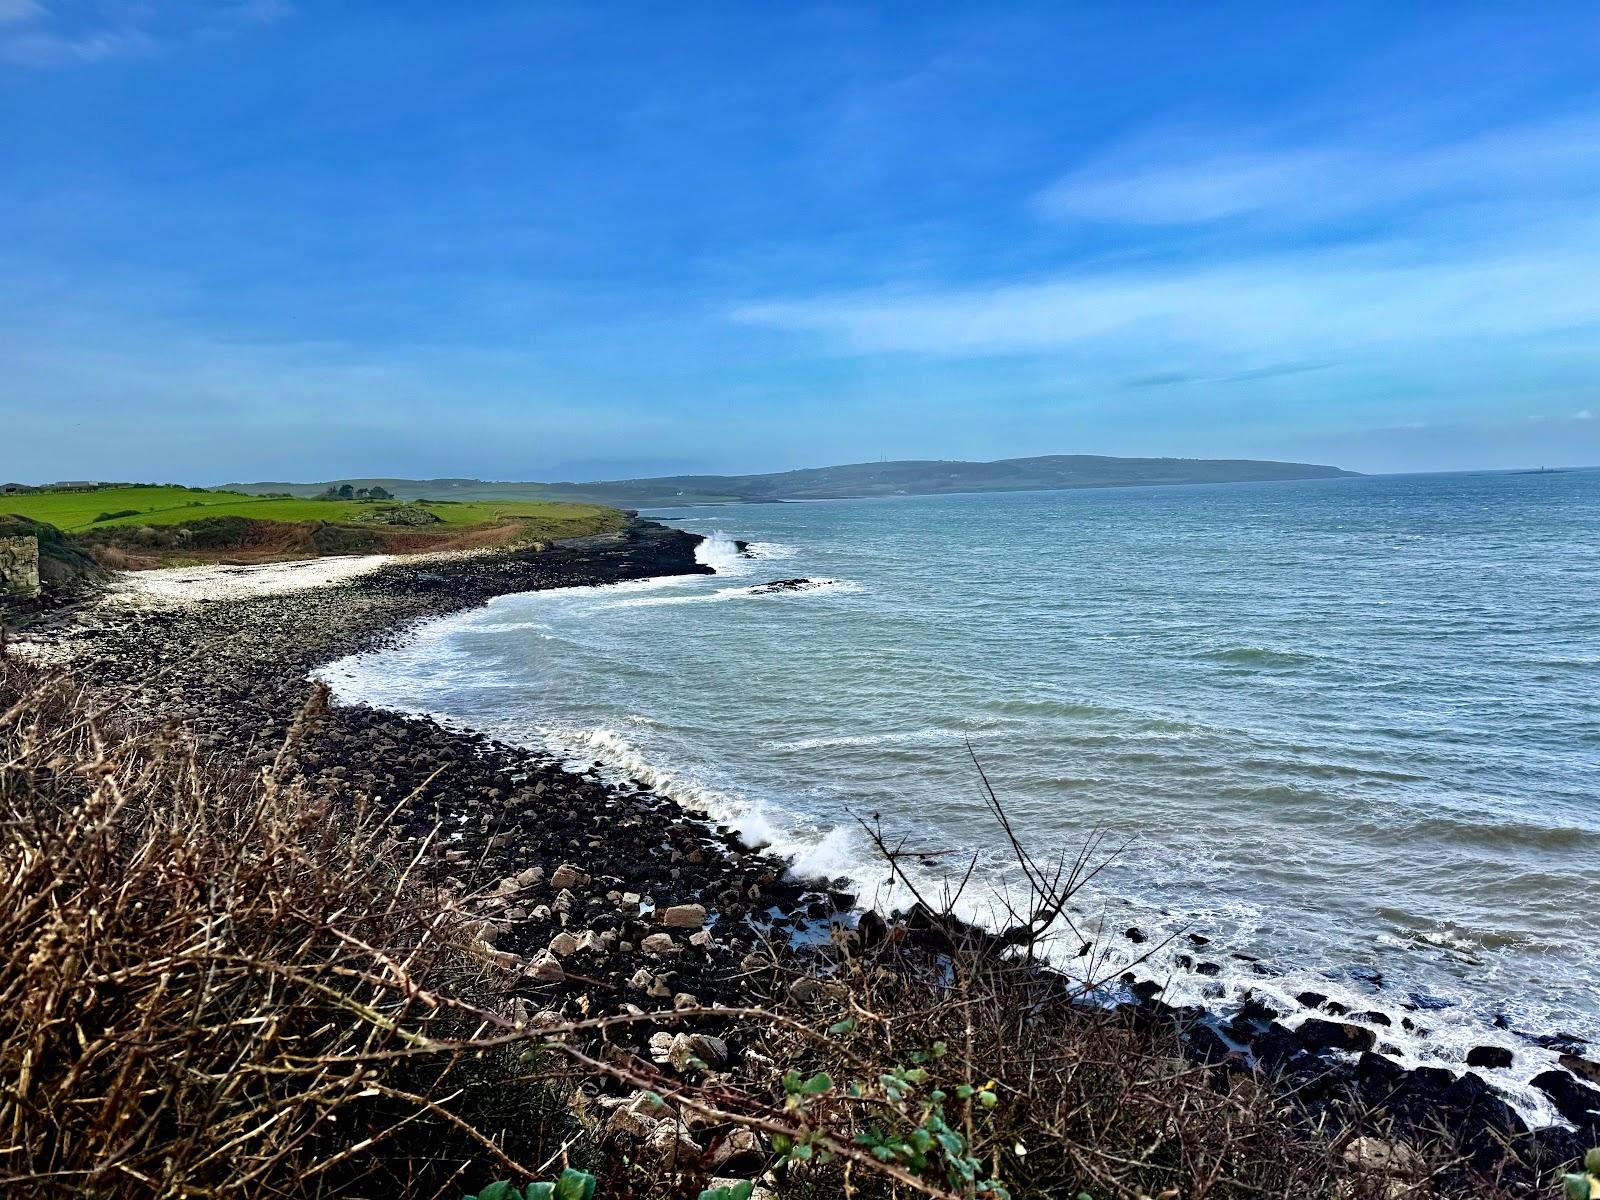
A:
855 909 887 948
1296 991 1329 1009
1531 1069 1600 1129
748 577 818 594
1561 1054 1600 1086
1124 926 1146 944
1465 1045 1513 1069
1250 1022 1303 1068
1355 1050 1408 1099
1185 1023 1234 1065
1294 1018 1376 1054
1403 990 1453 1012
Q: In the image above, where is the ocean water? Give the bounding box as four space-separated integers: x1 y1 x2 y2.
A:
319 469 1600 1120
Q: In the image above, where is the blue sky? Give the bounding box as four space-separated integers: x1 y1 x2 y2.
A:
4 2 1600 483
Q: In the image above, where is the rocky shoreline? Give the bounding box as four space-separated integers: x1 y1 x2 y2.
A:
16 517 1600 1179
24 521 832 1046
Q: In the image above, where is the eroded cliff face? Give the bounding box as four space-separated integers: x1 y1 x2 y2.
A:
0 536 40 598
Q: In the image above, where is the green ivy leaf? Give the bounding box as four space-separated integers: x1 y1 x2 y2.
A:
553 1167 597 1200
799 1071 833 1095
978 1090 998 1109
525 1185 555 1200
1564 1175 1593 1200
476 1183 518 1200
828 1017 857 1034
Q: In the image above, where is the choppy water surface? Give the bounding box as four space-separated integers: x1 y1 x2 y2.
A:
321 470 1600 1118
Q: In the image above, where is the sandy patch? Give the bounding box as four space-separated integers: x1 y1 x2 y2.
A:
103 554 402 606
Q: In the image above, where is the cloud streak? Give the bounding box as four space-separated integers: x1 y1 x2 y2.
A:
1033 111 1600 228
731 233 1600 362
0 0 289 67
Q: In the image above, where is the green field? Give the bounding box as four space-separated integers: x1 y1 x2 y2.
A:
0 486 622 538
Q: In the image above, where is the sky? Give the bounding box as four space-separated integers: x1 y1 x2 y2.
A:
4 2 1600 484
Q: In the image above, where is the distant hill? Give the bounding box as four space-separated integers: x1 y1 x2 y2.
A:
229 454 1357 507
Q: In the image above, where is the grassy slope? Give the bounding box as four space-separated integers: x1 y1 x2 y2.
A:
0 486 623 540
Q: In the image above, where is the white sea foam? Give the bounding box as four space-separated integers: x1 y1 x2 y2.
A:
601 578 860 609
746 541 799 559
694 530 746 573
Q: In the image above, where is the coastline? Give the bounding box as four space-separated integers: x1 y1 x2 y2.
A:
13 516 1599 1174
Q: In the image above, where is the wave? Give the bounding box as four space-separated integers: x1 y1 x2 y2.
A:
694 530 746 574
746 541 799 560
601 579 861 609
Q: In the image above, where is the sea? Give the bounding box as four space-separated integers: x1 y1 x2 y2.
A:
318 468 1600 1122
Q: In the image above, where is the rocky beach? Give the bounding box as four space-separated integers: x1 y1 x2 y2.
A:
7 514 1598 1192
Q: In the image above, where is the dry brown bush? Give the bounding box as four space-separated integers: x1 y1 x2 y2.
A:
0 658 587 1198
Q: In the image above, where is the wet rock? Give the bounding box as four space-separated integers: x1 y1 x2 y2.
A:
1296 991 1329 1009
1531 1069 1600 1129
1465 1045 1513 1069
1124 927 1147 944
1185 1024 1234 1064
856 910 888 947
1561 1053 1600 1086
1295 1017 1376 1054
1229 996 1279 1040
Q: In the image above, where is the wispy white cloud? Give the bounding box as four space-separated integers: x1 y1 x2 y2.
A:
0 0 289 67
731 228 1600 363
734 102 1600 412
0 0 45 26
1033 112 1600 227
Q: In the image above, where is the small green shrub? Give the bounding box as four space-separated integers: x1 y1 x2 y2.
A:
1561 1148 1600 1200
465 1170 754 1200
92 509 141 522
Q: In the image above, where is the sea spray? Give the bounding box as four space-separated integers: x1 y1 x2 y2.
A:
694 530 745 573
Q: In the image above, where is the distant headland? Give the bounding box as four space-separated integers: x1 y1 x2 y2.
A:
230 453 1358 507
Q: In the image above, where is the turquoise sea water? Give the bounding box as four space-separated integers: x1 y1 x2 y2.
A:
321 469 1600 1118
